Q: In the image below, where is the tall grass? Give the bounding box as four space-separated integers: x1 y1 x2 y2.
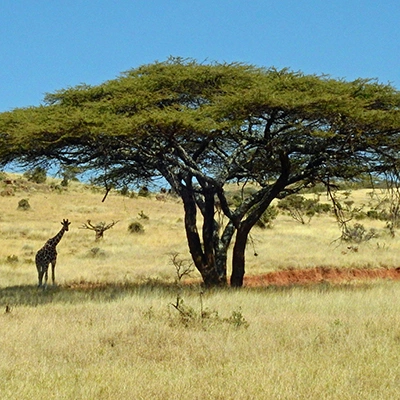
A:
1 282 400 399
1 179 400 398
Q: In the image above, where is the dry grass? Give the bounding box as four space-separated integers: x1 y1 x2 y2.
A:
1 178 400 285
1 283 400 399
1 177 400 399
0 182 189 286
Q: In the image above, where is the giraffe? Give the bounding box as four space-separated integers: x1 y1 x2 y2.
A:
35 219 71 288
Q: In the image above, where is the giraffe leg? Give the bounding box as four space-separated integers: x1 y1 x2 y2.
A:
51 261 56 286
43 267 49 289
37 267 44 288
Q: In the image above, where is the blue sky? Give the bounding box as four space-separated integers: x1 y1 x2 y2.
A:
1 0 399 112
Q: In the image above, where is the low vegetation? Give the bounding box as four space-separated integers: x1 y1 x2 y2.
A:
1 174 400 398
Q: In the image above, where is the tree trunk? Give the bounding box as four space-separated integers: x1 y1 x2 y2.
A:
230 227 248 287
202 192 217 277
230 156 290 287
181 185 226 287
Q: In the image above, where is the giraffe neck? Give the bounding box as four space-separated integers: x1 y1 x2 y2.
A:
46 227 66 248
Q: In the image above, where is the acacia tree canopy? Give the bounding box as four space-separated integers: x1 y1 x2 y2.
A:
1 58 400 287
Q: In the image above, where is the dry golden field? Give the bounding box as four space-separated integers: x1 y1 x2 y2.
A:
1 176 400 286
1 175 400 399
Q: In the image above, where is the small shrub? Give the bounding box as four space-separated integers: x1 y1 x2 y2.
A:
5 255 19 264
138 186 150 197
169 292 250 330
170 295 198 327
170 252 194 282
119 186 130 196
225 308 250 329
17 198 31 210
138 210 149 220
278 195 322 224
367 210 381 220
342 223 378 244
23 167 47 184
59 166 80 187
314 202 332 213
1 188 14 197
128 221 145 234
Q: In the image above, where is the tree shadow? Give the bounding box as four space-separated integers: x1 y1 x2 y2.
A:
0 279 184 308
0 275 384 310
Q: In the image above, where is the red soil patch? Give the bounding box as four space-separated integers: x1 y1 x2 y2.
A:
62 267 400 290
243 267 400 287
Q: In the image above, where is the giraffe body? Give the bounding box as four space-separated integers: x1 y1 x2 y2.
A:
35 219 70 288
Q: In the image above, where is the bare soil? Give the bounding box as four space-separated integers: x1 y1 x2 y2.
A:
243 267 400 287
62 267 400 290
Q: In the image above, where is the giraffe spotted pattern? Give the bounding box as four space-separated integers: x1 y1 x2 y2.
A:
35 219 71 288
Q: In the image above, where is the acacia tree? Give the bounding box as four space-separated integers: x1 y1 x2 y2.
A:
1 58 400 287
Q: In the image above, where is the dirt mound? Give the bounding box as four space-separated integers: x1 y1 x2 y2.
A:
244 267 400 287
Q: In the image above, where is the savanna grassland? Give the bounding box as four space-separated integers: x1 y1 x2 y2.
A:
1 175 400 399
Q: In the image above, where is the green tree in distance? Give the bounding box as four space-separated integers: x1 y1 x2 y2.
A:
1 58 400 287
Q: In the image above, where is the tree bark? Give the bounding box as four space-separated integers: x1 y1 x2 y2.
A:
230 226 248 287
181 184 226 287
202 191 216 276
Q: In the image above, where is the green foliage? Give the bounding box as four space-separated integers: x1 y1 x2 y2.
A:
278 195 330 224
118 186 130 196
228 187 258 208
138 187 150 197
366 209 386 220
255 206 279 229
23 167 47 184
225 307 250 329
60 166 80 187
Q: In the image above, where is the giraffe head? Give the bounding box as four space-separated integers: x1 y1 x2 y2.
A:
61 219 71 231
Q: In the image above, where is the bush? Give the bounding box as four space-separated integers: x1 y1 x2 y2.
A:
5 255 19 264
60 166 80 187
138 186 150 197
278 194 329 224
23 167 47 184
128 221 145 234
17 198 31 210
119 186 130 196
342 223 378 244
169 293 249 329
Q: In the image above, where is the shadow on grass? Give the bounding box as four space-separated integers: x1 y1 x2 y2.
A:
0 277 385 309
0 279 185 308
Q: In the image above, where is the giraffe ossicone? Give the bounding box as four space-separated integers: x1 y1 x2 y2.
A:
35 219 71 288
